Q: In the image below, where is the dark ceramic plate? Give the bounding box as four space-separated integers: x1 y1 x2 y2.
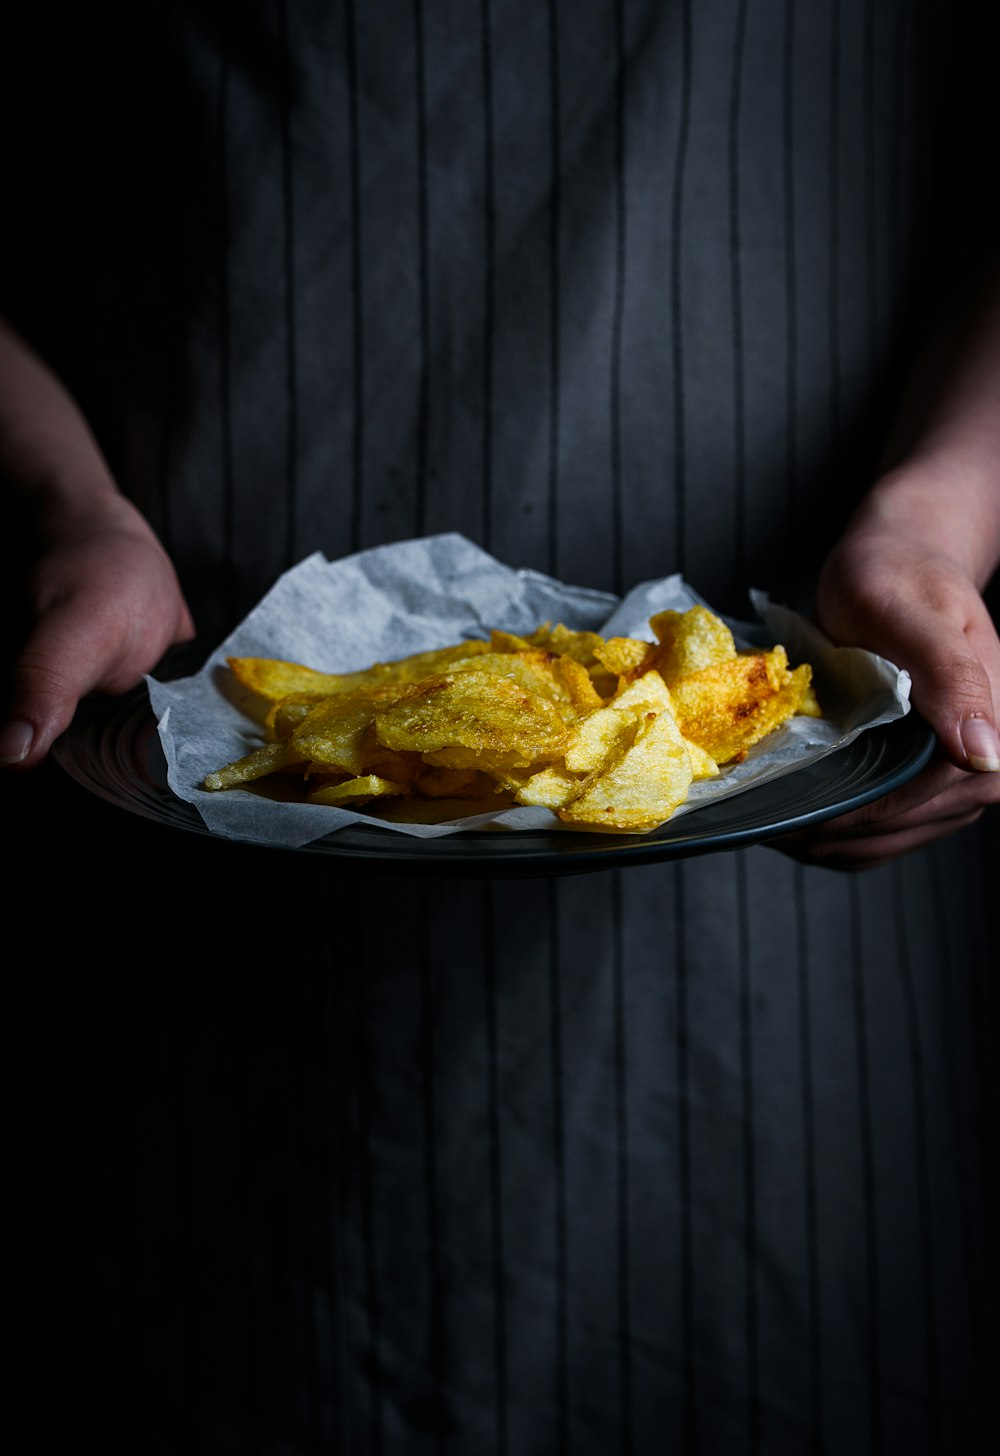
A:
51 646 936 879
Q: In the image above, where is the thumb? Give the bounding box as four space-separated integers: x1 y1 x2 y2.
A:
0 605 123 769
893 594 1000 774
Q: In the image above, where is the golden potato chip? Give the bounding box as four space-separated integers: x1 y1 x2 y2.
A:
488 628 535 653
593 635 654 678
203 603 821 831
562 671 670 775
511 763 583 810
447 649 581 720
669 646 804 764
685 739 721 780
264 692 331 740
362 747 421 783
524 622 605 666
559 704 694 831
227 639 492 705
797 672 823 718
204 740 304 790
307 774 410 806
374 670 571 771
290 687 399 775
552 654 606 712
646 605 737 681
609 671 674 714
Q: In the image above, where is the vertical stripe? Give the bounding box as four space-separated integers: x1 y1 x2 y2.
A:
928 852 987 1436
178 1048 200 1450
238 999 261 1456
548 880 569 1456
736 853 759 1452
345 0 364 551
891 865 941 1451
157 4 176 556
321 938 348 1456
419 898 445 1448
675 860 698 1452
295 1045 323 1450
669 0 692 574
546 0 562 579
413 0 431 537
357 942 383 1454
863 0 879 373
481 0 496 548
794 866 824 1453
611 871 632 1451
278 0 298 567
609 0 627 596
215 24 236 622
827 0 842 460
484 885 509 1456
728 0 749 590
888 2 907 300
849 876 881 1454
782 0 799 547
951 833 999 1449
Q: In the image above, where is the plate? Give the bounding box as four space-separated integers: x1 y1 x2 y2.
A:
51 646 936 878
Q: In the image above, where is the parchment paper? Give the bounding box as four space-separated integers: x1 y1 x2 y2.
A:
146 534 911 848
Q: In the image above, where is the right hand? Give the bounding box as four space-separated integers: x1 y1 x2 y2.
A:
0 493 195 770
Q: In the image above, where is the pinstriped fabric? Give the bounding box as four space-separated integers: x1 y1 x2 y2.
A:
727 0 750 590
2 4 998 1455
277 0 300 565
847 873 883 1453
792 864 824 1454
545 0 563 579
345 0 365 553
42 0 955 623
780 0 798 555
669 0 693 580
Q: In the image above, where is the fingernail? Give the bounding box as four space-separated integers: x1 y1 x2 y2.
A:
0 720 34 767
961 716 1000 772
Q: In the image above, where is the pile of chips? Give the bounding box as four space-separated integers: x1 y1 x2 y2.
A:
203 605 820 833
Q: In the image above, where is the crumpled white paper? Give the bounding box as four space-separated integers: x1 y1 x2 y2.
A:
146 533 911 848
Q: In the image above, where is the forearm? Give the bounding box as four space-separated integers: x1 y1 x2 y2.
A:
844 263 1000 589
0 313 123 532
0 316 194 770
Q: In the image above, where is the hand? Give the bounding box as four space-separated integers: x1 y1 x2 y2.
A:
0 494 195 770
776 521 1000 870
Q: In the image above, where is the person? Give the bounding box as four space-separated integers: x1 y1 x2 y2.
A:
2 3 997 1453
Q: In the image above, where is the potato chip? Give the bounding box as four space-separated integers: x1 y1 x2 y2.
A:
264 693 331 740
204 740 304 791
646 605 737 680
524 622 605 667
562 671 671 775
307 774 410 806
228 638 493 706
559 702 694 831
552 655 606 712
510 763 583 810
593 635 653 678
445 649 581 720
290 687 399 775
374 670 571 771
524 622 619 696
203 601 821 832
669 647 809 764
